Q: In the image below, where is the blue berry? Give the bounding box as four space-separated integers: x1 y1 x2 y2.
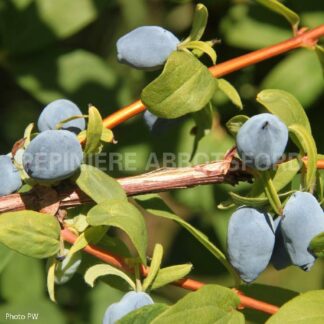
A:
236 113 288 170
0 155 22 196
103 291 154 324
281 192 324 271
38 99 85 134
227 206 275 283
117 26 179 70
23 130 83 182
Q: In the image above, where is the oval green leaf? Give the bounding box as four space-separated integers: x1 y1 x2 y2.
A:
0 211 60 258
84 264 135 290
185 3 208 42
141 51 217 119
226 115 249 136
152 285 243 324
120 304 169 324
75 164 127 204
84 105 103 154
257 89 311 133
255 0 300 33
87 201 147 264
143 244 163 292
218 78 243 110
288 124 317 191
151 264 193 290
266 290 324 324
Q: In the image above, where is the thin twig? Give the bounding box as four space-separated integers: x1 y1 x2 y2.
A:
0 159 252 213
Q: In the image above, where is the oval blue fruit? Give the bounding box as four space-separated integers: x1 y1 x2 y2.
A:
227 206 275 283
236 113 288 170
0 155 22 196
281 191 324 271
38 99 86 134
270 217 292 270
116 26 179 70
103 291 154 324
23 130 83 182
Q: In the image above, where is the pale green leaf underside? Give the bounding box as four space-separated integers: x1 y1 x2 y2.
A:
141 51 217 119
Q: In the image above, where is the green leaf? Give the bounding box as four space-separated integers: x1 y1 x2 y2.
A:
151 264 193 290
266 290 324 323
250 159 301 196
47 258 56 303
229 190 294 208
87 201 147 264
261 50 323 108
256 89 312 133
316 171 324 204
0 244 13 274
135 194 240 286
255 0 300 33
84 105 103 154
151 285 244 324
190 103 214 160
75 164 127 204
101 128 114 143
0 0 100 54
11 49 117 105
218 78 243 110
226 115 249 137
259 170 283 215
220 4 290 50
23 123 35 147
143 244 163 292
84 264 135 290
119 304 169 324
240 284 298 324
68 226 108 256
1 253 45 303
0 211 60 258
230 191 271 207
179 41 216 64
141 51 217 119
288 124 317 191
315 45 324 78
309 232 324 258
184 3 208 42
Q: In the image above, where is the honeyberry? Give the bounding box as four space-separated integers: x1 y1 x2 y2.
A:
0 155 22 196
227 206 275 283
116 26 179 70
281 191 324 271
38 99 86 134
23 130 83 182
103 291 154 324
270 217 292 270
236 113 288 170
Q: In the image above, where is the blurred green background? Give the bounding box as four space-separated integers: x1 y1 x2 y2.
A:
0 0 323 323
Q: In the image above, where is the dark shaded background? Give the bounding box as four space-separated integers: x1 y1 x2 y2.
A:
0 0 323 323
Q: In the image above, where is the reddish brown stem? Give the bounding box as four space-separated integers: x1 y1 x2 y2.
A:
61 229 279 315
102 25 324 130
1 157 323 213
